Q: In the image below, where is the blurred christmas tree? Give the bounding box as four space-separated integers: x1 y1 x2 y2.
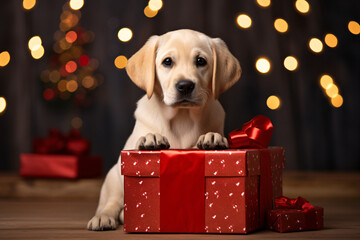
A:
40 1 103 108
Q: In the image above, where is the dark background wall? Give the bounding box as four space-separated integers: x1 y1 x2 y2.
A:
0 0 359 172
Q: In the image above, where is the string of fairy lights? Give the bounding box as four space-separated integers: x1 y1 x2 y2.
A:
1 0 360 116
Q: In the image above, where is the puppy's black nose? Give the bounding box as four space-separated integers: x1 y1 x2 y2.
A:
175 80 195 95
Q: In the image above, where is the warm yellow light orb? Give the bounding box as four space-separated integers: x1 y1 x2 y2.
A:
82 76 95 88
31 45 44 59
71 117 83 129
267 95 281 110
118 28 133 42
0 51 11 67
324 34 338 48
256 58 271 73
23 0 36 10
144 6 158 18
256 0 271 8
57 80 67 92
0 97 6 114
66 80 78 92
236 14 252 29
295 0 310 14
309 38 323 53
149 0 163 11
331 94 343 108
69 0 84 11
274 18 288 33
283 56 298 71
114 55 128 69
320 75 333 89
28 36 42 51
348 21 360 35
325 84 339 98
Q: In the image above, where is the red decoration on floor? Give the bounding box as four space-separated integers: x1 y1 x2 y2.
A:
266 196 324 232
20 129 102 179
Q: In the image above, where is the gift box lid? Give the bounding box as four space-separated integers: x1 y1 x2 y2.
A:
121 147 284 177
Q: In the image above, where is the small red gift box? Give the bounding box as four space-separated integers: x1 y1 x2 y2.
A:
20 129 102 179
266 196 324 233
20 154 102 179
121 147 285 234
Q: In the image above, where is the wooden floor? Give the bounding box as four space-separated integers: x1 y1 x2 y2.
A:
0 171 359 240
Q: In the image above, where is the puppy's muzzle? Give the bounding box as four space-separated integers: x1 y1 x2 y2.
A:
175 80 195 96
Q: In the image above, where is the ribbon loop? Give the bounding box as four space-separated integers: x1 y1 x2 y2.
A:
275 196 315 212
228 115 274 149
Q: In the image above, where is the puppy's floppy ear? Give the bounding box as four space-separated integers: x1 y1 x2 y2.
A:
210 38 242 99
126 35 159 99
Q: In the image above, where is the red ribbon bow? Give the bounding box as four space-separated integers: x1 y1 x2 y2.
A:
274 196 315 212
228 115 274 149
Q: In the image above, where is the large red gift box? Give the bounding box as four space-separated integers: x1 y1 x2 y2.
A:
121 147 285 234
20 154 102 179
266 196 324 233
19 129 102 179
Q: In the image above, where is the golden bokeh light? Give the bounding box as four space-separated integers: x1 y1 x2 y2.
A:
324 33 338 48
283 56 298 71
28 36 42 51
0 97 6 114
0 51 11 67
320 74 333 89
256 57 271 73
144 6 158 18
236 14 252 29
82 76 95 88
295 0 310 14
66 80 78 92
31 45 44 59
325 84 339 98
148 0 163 11
348 21 360 35
49 70 61 83
266 95 281 110
274 18 288 33
58 80 68 92
23 0 36 10
69 0 84 11
256 0 271 8
118 28 133 42
71 117 83 129
65 31 77 43
65 61 77 73
114 55 128 69
331 94 343 108
309 38 323 53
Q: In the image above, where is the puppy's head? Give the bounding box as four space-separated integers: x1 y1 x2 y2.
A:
126 29 241 107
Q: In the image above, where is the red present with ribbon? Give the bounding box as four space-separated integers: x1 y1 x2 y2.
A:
20 129 102 179
266 196 324 233
121 115 285 233
121 148 285 233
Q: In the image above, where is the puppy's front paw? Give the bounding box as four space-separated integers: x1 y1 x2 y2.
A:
196 132 228 150
87 215 117 231
136 133 170 150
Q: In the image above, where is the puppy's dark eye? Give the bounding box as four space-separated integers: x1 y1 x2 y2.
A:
162 57 173 67
196 57 207 67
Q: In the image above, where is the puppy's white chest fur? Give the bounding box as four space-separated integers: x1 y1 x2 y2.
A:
165 108 200 149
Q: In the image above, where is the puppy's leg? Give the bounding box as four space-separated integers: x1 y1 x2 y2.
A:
196 132 228 149
87 163 123 231
136 133 170 150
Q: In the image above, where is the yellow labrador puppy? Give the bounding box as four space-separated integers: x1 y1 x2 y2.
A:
87 29 241 230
